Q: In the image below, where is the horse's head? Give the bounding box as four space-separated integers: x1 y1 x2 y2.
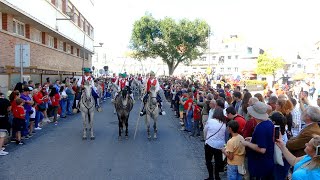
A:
148 86 157 105
121 87 128 99
83 81 92 100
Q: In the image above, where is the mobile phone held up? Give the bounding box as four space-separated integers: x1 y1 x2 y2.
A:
274 125 280 141
316 145 320 156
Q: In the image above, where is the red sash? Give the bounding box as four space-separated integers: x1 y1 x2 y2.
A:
147 78 157 92
119 79 126 89
111 77 117 83
81 75 92 85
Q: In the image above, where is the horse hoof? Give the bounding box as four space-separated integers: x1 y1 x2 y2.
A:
118 136 122 141
82 137 87 140
154 135 157 139
90 137 95 140
125 136 128 140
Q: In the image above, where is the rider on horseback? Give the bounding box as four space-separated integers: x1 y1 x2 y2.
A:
114 73 135 102
77 68 100 108
140 71 165 116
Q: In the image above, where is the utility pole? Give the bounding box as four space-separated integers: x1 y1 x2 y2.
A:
20 44 24 82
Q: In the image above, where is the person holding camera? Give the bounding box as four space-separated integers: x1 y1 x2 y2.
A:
276 135 320 179
287 106 320 157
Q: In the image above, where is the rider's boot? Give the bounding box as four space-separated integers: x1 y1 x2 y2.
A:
130 93 135 104
159 102 165 115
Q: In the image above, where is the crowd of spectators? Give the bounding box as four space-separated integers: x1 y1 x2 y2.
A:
162 77 320 180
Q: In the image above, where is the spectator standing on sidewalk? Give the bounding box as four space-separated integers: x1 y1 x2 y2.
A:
190 100 201 137
0 93 11 155
20 87 33 138
204 107 227 180
240 101 274 179
222 120 246 180
49 88 60 125
65 83 75 116
287 106 320 157
59 85 67 118
13 98 26 145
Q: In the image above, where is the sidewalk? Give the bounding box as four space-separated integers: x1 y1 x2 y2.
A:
164 101 227 179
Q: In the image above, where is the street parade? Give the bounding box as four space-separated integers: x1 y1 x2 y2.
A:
1 0 320 180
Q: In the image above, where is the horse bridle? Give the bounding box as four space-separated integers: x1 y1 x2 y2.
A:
81 89 94 110
147 94 158 114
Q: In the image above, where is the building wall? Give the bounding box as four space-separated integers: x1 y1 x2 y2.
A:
5 0 94 51
0 31 90 71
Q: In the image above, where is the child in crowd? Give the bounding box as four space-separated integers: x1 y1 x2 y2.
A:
222 120 246 180
13 98 26 145
27 103 36 138
191 100 201 137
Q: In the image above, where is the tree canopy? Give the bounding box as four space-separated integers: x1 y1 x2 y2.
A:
130 14 210 75
256 52 285 80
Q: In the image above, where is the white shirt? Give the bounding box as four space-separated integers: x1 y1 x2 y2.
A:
30 107 36 118
77 75 94 87
208 108 215 120
145 78 160 92
204 118 226 149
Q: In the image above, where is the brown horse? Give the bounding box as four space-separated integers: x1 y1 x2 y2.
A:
114 87 133 140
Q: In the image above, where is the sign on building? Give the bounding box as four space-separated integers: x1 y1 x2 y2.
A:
15 44 30 67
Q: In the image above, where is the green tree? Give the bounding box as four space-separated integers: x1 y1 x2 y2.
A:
130 14 210 75
256 52 285 81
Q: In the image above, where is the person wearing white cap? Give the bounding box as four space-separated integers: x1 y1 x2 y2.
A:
240 101 275 179
140 71 165 116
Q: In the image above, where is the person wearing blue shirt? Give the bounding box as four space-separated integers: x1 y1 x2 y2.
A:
240 101 274 179
276 135 320 180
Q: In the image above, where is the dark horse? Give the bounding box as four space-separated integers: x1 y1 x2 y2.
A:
114 86 133 140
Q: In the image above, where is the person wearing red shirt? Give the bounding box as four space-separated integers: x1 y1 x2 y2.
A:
49 88 60 125
13 98 25 145
226 106 246 135
182 92 193 132
191 100 201 137
140 71 165 116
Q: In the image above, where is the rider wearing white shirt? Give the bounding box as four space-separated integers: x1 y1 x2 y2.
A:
77 68 99 108
140 71 165 116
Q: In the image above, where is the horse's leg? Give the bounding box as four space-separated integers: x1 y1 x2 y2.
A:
125 116 129 139
153 117 157 139
118 117 122 141
82 112 87 140
90 111 95 140
145 115 151 139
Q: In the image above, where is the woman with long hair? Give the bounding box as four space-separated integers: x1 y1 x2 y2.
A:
204 107 227 180
239 92 252 120
276 98 294 139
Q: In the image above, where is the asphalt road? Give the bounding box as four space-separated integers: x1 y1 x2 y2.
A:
0 98 226 180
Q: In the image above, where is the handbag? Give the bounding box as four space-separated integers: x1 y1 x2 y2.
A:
206 123 224 141
274 144 284 166
238 163 246 175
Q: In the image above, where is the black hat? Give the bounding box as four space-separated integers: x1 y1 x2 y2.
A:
23 87 32 92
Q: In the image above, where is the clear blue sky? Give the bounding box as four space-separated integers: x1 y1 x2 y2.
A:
92 0 320 57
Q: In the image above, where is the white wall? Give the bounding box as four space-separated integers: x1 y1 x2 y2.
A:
6 0 94 51
69 0 95 24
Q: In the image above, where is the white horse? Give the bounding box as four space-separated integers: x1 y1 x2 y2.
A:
131 78 141 100
145 86 159 139
79 81 95 140
109 83 119 114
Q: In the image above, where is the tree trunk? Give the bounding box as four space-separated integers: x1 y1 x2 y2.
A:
168 64 175 75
